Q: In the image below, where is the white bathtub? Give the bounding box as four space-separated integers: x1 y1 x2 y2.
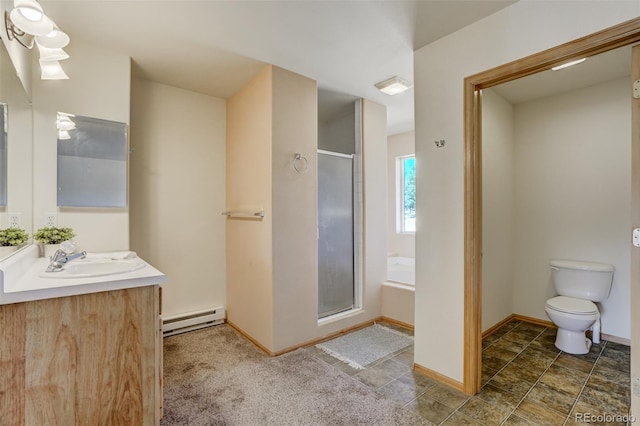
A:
386 256 415 286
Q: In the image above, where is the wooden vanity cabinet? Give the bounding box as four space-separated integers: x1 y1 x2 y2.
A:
0 285 162 425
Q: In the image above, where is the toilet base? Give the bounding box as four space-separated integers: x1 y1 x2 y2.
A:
555 328 592 355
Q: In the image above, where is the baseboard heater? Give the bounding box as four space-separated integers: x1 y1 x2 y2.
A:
162 307 226 337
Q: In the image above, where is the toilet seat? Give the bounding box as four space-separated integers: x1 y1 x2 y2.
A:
545 296 598 315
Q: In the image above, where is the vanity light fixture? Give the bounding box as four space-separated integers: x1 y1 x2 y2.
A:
35 22 70 49
5 0 71 79
375 76 413 95
9 0 52 37
36 44 69 61
57 113 75 140
57 113 76 130
40 59 69 80
551 58 586 71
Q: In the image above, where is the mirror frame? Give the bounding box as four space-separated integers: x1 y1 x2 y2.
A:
463 17 640 394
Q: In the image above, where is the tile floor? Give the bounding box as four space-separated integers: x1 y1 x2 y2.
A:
306 320 631 425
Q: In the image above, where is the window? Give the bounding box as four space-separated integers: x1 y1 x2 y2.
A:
397 155 415 233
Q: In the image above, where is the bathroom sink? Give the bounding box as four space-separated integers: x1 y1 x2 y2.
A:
39 258 146 279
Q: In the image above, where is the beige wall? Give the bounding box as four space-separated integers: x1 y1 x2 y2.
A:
481 90 515 331
414 1 639 383
387 131 415 259
512 77 630 339
32 40 130 252
226 65 274 349
130 79 226 319
271 67 318 350
360 99 387 321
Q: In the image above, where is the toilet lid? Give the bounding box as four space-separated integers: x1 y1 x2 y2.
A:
546 296 599 315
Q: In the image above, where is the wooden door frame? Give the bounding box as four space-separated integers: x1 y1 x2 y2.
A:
631 43 640 419
463 17 640 395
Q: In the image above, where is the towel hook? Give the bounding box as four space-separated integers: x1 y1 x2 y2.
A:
293 153 309 173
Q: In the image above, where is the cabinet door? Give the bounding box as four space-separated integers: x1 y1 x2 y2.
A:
4 286 161 425
0 303 26 426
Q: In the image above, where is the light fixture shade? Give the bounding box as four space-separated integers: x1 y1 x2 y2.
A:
9 0 53 36
36 42 69 61
57 114 76 131
375 76 412 96
40 59 69 80
35 21 70 48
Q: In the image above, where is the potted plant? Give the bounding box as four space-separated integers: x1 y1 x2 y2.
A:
33 226 76 258
0 227 29 258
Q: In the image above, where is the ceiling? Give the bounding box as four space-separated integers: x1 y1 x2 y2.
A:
492 45 632 105
41 1 515 135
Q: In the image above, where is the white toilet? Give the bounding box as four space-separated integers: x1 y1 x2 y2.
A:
544 260 614 355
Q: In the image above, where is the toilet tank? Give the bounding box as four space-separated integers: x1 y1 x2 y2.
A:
551 260 615 302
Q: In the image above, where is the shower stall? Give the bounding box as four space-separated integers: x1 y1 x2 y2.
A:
317 93 362 319
318 150 354 317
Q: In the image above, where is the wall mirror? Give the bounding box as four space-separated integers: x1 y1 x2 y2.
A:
57 113 128 208
0 102 7 206
0 41 33 261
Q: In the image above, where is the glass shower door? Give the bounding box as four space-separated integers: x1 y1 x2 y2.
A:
317 150 354 318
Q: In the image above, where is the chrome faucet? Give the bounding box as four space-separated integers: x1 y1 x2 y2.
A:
46 250 87 272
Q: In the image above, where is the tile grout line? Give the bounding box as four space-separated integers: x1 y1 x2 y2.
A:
498 349 562 425
485 325 547 387
493 325 558 425
390 321 624 425
481 322 521 352
443 322 550 426
561 340 607 426
488 323 551 376
445 322 533 425
437 410 457 425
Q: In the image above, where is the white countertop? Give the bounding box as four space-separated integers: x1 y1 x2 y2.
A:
0 244 167 305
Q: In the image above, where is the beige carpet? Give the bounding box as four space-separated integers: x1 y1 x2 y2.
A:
161 324 429 425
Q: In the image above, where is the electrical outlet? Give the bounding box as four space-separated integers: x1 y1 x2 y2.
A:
45 213 57 227
8 213 20 228
634 377 640 397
